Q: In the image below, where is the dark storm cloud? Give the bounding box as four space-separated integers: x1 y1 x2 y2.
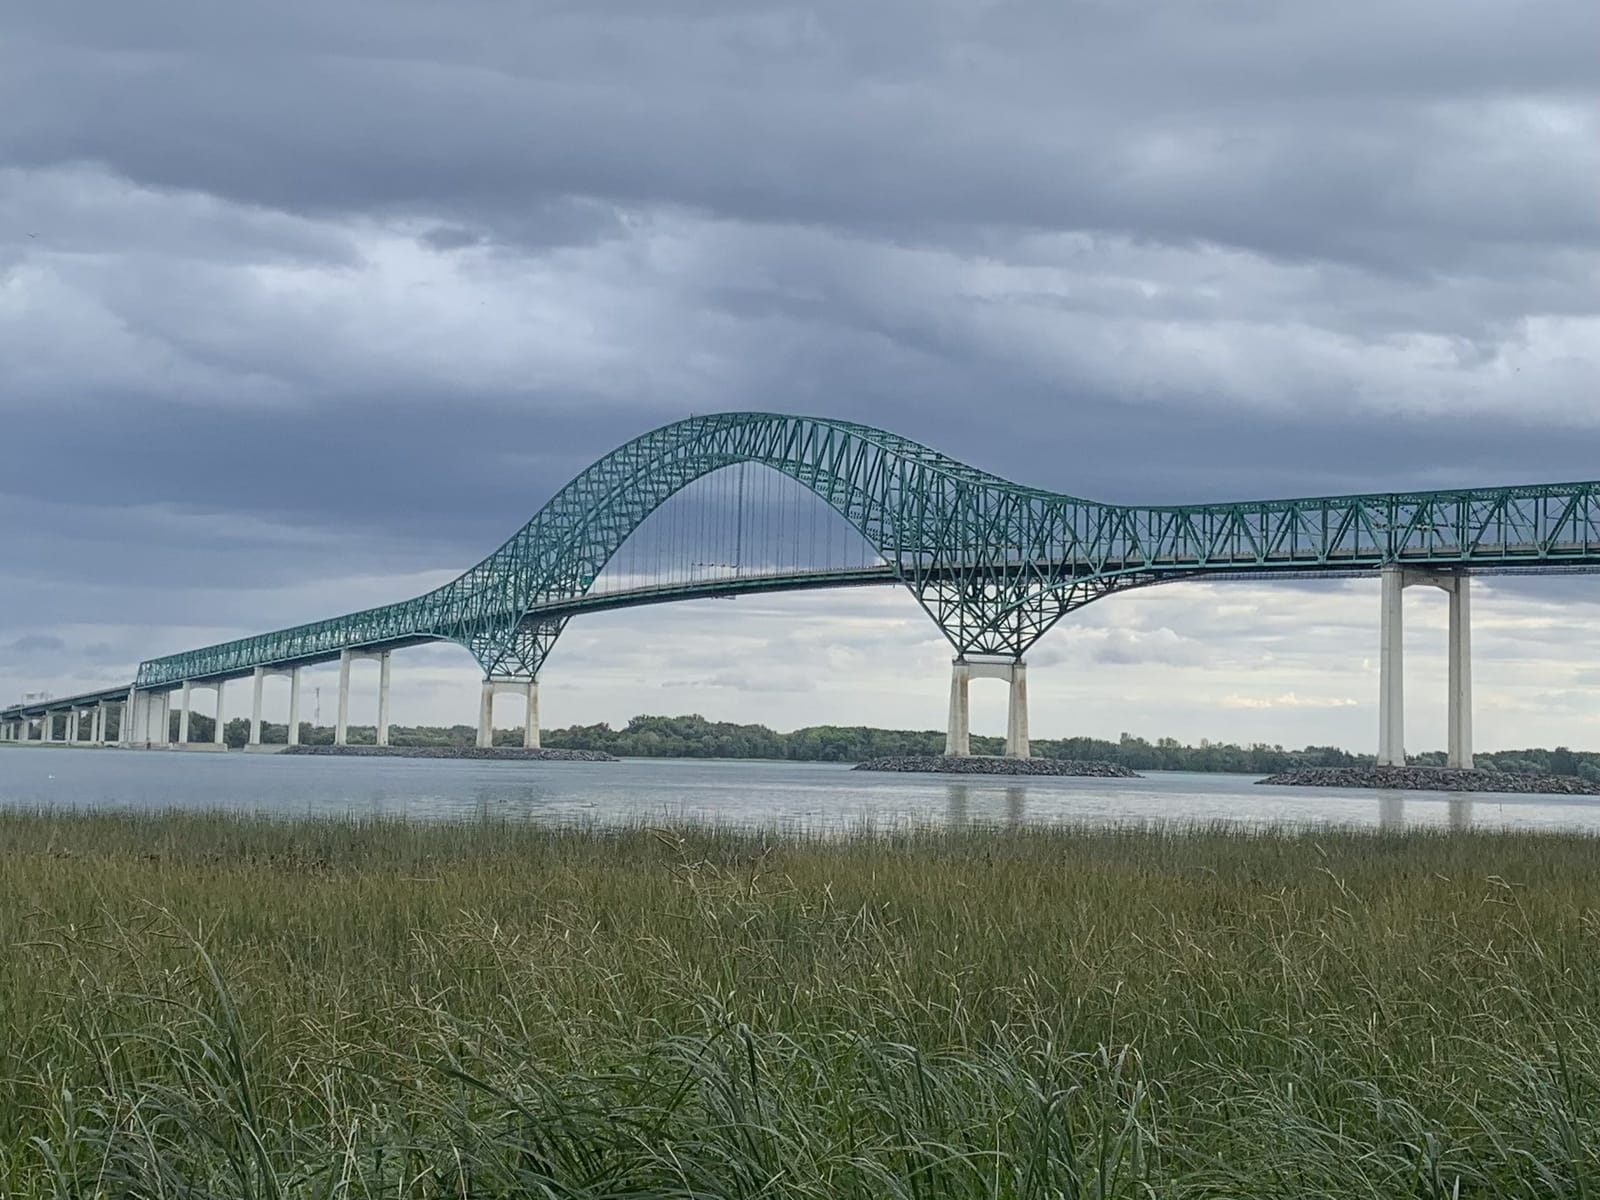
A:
3 0 1595 273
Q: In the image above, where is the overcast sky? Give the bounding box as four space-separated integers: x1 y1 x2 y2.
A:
3 0 1598 751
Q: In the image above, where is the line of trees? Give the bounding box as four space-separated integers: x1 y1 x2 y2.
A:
173 712 1600 779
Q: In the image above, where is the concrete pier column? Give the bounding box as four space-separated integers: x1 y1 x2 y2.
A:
287 667 302 746
376 652 392 747
1376 565 1406 767
250 667 266 746
1447 574 1474 770
944 659 971 757
477 680 495 748
92 704 105 745
179 681 193 745
121 688 137 747
1005 661 1030 759
523 679 540 749
336 649 353 746
213 680 226 745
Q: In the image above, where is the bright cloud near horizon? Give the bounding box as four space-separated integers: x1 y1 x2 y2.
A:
2 0 1598 752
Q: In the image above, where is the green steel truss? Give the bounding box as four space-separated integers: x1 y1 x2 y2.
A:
129 412 1600 689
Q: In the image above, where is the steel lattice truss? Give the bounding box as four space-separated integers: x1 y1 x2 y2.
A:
129 412 1600 689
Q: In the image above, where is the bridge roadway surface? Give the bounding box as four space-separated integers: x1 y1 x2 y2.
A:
5 412 1600 764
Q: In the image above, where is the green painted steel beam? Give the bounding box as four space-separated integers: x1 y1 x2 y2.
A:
124 412 1600 690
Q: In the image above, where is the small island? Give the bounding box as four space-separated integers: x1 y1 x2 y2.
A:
1257 766 1600 795
854 755 1141 777
280 745 617 762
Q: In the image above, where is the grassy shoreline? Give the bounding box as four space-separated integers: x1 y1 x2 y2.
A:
3 810 1598 1195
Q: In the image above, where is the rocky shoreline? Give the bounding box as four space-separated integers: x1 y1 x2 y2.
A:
854 755 1141 778
1257 766 1600 795
280 746 617 762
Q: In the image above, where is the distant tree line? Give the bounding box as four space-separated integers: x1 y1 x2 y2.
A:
161 712 1600 778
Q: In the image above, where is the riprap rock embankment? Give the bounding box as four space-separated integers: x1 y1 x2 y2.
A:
854 755 1140 777
281 746 617 762
1257 766 1600 795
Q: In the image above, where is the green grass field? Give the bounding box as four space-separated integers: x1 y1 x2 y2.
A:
2 810 1597 1197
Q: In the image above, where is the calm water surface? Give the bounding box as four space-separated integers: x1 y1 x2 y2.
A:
2 748 1599 832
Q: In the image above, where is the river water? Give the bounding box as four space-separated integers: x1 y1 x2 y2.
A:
2 749 1599 832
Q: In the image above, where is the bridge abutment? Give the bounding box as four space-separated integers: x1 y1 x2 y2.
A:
1377 566 1473 769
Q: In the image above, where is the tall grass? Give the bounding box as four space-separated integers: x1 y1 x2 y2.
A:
1 810 1598 1195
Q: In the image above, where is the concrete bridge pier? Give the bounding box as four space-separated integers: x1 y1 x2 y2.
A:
944 660 971 756
287 666 302 745
1376 566 1473 770
90 702 107 745
144 690 173 746
249 666 306 747
478 676 539 749
336 650 393 747
122 687 151 747
377 653 392 746
944 657 1030 759
175 680 226 746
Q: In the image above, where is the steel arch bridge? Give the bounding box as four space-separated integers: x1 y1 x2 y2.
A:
7 410 1600 762
115 410 1600 689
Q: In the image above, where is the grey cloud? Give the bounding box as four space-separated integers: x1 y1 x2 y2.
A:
664 671 817 694
4 635 66 655
2 1 1594 276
